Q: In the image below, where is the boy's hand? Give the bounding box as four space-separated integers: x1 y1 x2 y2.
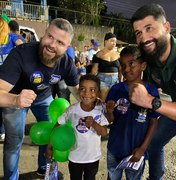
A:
106 100 117 113
129 147 144 162
45 144 53 160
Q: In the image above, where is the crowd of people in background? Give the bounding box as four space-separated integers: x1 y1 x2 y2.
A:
0 3 176 180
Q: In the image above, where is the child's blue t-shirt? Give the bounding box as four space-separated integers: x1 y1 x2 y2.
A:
107 81 160 159
0 33 23 65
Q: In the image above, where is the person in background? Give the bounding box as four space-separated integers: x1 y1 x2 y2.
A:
91 32 121 101
8 20 26 43
86 41 100 73
0 14 24 140
80 45 89 67
0 18 79 179
21 31 27 40
30 31 37 42
106 45 159 179
0 14 24 65
89 39 95 51
67 45 75 60
75 59 87 77
75 45 88 77
130 3 176 179
46 74 109 180
74 46 80 58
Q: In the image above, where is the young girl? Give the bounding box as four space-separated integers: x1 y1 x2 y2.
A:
106 45 160 180
46 74 109 180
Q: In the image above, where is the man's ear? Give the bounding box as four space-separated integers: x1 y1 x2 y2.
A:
164 21 171 33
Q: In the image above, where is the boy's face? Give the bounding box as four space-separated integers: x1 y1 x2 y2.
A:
79 80 99 105
120 54 146 83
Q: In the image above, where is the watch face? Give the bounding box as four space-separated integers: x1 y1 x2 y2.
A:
156 100 161 106
152 98 161 110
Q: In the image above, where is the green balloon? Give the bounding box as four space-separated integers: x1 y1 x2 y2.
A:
53 149 70 162
50 121 76 151
29 121 54 145
49 98 70 124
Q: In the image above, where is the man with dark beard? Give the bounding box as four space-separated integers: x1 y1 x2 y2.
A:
130 4 176 180
0 18 79 179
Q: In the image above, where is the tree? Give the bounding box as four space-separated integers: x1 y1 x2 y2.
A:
47 0 106 25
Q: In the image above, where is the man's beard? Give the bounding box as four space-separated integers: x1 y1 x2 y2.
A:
139 35 167 64
39 42 63 66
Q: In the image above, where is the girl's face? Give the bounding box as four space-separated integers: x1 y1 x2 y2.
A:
120 54 147 83
79 80 99 105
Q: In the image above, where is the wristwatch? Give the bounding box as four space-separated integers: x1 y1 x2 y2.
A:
151 97 162 111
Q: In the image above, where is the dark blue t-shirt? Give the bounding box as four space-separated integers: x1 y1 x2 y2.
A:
0 33 24 65
107 81 160 159
0 42 79 101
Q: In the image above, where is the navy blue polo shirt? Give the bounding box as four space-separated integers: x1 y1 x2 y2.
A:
0 42 79 101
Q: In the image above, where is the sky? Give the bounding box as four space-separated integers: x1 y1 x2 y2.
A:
106 0 176 27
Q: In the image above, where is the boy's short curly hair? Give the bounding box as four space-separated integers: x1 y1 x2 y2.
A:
79 74 100 91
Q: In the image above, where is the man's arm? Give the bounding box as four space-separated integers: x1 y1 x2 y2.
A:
130 83 176 120
0 79 36 108
15 39 24 45
67 85 80 101
130 117 158 162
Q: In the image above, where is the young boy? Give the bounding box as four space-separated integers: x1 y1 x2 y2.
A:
106 45 160 180
46 74 109 180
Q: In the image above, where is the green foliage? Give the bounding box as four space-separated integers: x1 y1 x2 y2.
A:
78 34 85 41
48 0 106 25
46 0 135 43
99 13 136 44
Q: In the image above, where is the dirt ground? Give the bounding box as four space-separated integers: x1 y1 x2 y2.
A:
0 95 176 180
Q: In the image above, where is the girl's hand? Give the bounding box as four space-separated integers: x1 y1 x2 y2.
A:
85 116 94 127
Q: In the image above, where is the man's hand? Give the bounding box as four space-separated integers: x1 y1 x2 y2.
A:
129 83 153 109
15 90 37 108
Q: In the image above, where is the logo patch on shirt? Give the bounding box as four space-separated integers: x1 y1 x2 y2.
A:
37 83 49 90
30 71 44 84
76 117 89 133
49 74 61 84
94 115 101 123
116 98 130 114
136 108 147 123
76 115 101 133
